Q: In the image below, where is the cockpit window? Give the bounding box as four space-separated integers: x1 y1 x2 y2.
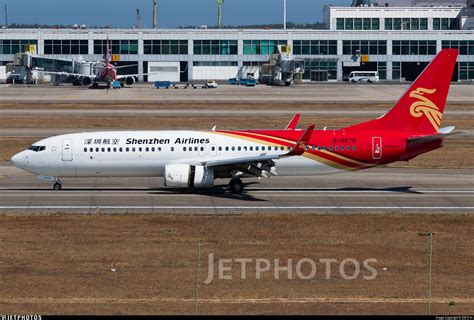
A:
28 146 46 152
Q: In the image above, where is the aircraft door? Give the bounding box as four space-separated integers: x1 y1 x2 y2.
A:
372 137 382 160
62 139 73 161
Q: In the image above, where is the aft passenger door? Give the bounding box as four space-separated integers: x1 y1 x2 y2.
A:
62 139 73 161
372 137 382 160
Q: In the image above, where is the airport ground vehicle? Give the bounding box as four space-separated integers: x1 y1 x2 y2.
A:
11 50 458 194
348 71 380 83
206 80 218 88
240 78 257 86
154 81 173 89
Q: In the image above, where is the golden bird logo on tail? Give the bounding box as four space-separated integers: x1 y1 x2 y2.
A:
409 88 442 131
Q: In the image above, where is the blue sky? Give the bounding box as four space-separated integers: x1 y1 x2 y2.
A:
3 0 350 28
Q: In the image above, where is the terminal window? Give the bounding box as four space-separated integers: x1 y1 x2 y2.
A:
442 41 474 55
385 18 428 31
94 40 138 55
44 40 88 55
1 40 37 54
193 40 238 55
337 18 379 30
144 40 188 55
433 18 459 30
343 40 387 55
293 40 337 55
392 41 436 55
243 40 287 55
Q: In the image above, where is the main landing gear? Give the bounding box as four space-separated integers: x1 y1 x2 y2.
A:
53 181 62 191
229 178 244 194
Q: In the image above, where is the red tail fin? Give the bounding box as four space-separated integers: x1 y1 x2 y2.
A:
347 49 458 134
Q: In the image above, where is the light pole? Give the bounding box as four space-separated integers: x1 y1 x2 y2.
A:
194 240 202 315
283 0 287 30
418 232 433 315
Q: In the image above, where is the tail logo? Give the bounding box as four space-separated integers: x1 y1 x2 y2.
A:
409 88 442 131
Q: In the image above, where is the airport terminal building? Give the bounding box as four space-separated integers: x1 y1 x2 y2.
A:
0 0 473 82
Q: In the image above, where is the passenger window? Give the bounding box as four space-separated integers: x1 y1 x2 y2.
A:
268 146 271 151
250 146 253 151
225 146 229 151
113 147 117 152
329 146 333 151
158 147 162 152
323 146 327 150
107 147 111 152
139 147 142 152
244 146 248 151
256 146 259 151
132 147 136 152
200 146 204 151
238 146 241 151
280 146 284 151
194 147 198 151
145 147 149 152
211 146 215 151
341 146 345 151
84 148 87 152
335 146 338 151
183 147 187 151
90 148 93 152
96 148 100 152
151 147 155 152
171 147 174 152
218 146 222 151
274 146 278 151
353 146 357 151
231 147 235 151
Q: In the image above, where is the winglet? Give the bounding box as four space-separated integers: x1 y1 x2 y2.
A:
282 125 315 157
285 114 300 130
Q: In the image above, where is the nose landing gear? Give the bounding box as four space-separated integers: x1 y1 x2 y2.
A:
53 181 62 191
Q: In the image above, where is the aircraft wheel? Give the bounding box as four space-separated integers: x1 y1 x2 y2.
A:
229 178 244 194
53 182 62 191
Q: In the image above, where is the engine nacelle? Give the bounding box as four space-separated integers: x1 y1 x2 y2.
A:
125 76 135 86
164 164 214 188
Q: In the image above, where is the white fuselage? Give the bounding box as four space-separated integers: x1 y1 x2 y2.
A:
11 131 343 179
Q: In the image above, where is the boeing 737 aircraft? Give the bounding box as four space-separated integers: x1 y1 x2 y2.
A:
11 49 459 193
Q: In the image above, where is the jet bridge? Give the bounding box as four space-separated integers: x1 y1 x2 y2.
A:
258 45 305 86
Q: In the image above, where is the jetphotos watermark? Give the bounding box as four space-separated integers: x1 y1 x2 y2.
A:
204 254 378 284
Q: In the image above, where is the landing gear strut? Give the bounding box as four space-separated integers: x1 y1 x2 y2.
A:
229 178 244 194
53 181 62 191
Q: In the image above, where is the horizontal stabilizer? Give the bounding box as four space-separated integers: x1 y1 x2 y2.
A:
407 126 460 145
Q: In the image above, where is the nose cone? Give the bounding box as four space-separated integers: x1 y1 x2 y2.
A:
11 151 27 169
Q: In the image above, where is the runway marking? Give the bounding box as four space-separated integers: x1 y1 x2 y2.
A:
0 189 473 194
0 206 473 211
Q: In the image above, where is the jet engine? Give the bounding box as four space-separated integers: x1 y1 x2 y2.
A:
164 164 214 188
125 76 135 86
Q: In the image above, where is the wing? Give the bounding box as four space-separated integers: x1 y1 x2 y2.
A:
35 70 93 77
115 72 159 80
187 125 314 179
